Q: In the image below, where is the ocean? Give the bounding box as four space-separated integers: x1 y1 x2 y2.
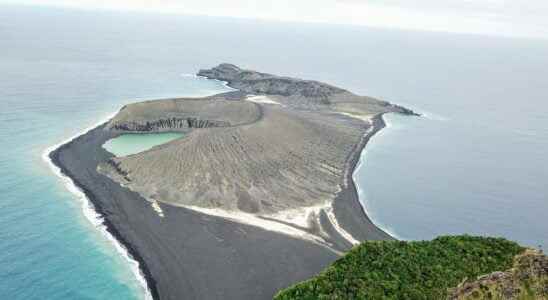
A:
1 5 547 299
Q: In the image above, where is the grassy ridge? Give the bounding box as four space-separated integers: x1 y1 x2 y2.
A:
274 236 524 300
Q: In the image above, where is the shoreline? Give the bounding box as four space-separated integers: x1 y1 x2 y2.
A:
44 114 155 300
330 113 396 243
351 113 401 240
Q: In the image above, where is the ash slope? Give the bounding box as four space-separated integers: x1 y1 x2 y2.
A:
50 126 340 300
100 64 415 247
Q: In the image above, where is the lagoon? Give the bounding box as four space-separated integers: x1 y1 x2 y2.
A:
103 133 184 157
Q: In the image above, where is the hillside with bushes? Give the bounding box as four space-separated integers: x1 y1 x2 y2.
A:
274 236 543 299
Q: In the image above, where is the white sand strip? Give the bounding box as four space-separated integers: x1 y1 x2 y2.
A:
324 204 360 246
151 200 165 218
246 95 284 106
182 200 360 248
266 203 327 228
182 205 327 244
337 112 373 123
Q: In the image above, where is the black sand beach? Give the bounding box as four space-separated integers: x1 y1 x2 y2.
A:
331 114 392 242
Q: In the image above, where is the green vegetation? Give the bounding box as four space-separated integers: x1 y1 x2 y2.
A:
274 236 524 300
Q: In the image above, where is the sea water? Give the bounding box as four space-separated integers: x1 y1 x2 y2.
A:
103 133 184 157
1 4 547 299
0 6 230 299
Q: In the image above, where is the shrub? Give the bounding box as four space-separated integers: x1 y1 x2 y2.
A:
274 235 524 300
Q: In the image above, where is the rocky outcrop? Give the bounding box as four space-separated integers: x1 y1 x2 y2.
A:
110 117 230 132
199 64 420 115
198 63 346 103
448 249 548 300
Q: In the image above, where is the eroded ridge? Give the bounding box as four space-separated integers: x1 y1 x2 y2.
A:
107 98 261 132
99 64 417 248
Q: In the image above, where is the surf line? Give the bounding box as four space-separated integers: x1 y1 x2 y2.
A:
42 112 153 300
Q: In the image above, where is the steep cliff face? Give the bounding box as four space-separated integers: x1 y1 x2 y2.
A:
110 117 230 131
106 98 261 132
448 249 548 300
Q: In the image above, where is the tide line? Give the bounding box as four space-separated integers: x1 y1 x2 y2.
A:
42 112 153 300
352 114 403 240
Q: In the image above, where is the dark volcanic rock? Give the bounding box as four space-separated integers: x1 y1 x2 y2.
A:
198 63 347 102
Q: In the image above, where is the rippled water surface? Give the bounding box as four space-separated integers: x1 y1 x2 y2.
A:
1 4 547 299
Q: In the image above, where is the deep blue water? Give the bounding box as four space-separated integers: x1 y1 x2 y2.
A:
1 5 547 299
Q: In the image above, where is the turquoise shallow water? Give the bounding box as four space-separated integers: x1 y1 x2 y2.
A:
1 4 547 299
103 133 185 157
0 6 230 299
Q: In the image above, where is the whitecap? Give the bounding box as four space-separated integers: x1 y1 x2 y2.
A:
180 73 197 78
196 75 237 91
42 112 153 300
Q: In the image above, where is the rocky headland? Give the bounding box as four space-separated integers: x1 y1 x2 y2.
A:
51 64 417 299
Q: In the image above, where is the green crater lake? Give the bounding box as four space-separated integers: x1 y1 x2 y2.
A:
103 132 184 157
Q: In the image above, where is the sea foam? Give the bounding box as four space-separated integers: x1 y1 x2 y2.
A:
196 75 237 91
42 112 153 300
352 114 403 241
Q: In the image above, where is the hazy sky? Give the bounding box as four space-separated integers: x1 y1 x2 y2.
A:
4 0 548 38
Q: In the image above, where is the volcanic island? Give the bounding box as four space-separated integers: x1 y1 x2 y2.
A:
50 64 417 300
